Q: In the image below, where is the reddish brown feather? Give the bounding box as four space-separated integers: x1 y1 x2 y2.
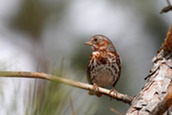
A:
86 35 121 97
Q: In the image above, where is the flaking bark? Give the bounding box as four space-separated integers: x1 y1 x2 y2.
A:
126 26 172 115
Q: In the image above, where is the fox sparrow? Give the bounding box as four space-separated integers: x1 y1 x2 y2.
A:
85 34 121 97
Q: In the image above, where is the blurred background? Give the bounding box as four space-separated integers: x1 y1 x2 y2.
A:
0 0 171 115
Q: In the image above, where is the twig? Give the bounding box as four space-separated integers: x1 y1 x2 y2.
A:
110 107 124 115
160 0 172 14
167 0 171 6
70 96 76 115
0 71 133 104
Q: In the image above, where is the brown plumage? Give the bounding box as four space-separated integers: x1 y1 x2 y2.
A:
85 34 121 97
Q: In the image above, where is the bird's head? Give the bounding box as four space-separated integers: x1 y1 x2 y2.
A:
85 34 116 52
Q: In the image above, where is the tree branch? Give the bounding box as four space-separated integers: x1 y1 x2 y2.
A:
160 0 172 14
163 26 172 53
0 71 133 104
126 25 172 114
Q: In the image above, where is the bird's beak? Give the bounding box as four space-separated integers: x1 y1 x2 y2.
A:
85 41 92 46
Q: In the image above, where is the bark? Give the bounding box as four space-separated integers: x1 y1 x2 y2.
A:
126 26 172 115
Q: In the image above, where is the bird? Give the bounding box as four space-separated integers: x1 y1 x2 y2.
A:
85 34 121 97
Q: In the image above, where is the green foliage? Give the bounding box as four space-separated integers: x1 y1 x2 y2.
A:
10 0 66 37
27 81 68 115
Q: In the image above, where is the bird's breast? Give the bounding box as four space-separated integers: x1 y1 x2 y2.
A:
87 51 121 87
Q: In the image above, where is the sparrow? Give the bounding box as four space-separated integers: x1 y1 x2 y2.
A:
85 34 121 97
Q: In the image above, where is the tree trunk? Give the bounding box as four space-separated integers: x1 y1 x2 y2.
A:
126 26 172 115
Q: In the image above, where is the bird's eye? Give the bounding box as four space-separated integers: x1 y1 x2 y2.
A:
94 38 97 41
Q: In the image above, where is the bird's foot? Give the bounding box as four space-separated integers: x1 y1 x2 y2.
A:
93 83 99 92
88 83 102 97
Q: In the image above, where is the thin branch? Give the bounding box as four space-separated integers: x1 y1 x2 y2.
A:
70 96 76 115
0 71 133 104
167 0 171 6
110 107 124 115
160 0 172 14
